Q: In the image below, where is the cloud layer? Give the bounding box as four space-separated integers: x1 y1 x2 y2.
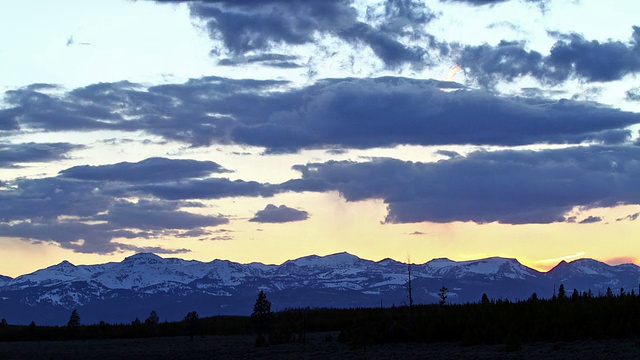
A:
459 27 640 86
0 158 235 254
0 142 84 168
2 77 637 154
153 0 438 68
285 146 640 224
249 204 309 223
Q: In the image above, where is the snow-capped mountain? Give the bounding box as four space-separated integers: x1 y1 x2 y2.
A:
418 257 541 280
546 258 640 296
1 253 639 325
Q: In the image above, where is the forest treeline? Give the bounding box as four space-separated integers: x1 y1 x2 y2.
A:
2 286 640 349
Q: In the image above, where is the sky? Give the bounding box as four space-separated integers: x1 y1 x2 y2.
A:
1 0 640 277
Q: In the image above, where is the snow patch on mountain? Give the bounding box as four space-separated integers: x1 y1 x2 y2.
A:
3 251 640 326
285 252 362 268
420 257 539 280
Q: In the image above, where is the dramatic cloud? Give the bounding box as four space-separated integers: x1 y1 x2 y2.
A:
283 146 640 225
154 0 437 68
0 158 238 253
249 204 309 223
3 77 638 151
459 26 640 86
60 157 230 182
0 142 84 168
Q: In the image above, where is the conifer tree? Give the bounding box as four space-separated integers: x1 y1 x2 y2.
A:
557 284 566 299
183 311 200 341
481 293 490 305
145 310 160 336
68 309 81 328
252 290 272 346
29 321 37 340
67 309 81 339
572 288 580 300
606 287 614 297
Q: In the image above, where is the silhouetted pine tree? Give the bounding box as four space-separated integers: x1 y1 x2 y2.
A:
557 284 566 299
183 311 200 341
606 287 614 297
145 310 160 336
67 309 81 339
29 321 37 340
252 290 272 346
68 310 81 327
572 289 580 300
481 293 490 305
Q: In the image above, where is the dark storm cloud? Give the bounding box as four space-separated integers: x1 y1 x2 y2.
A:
0 108 20 131
0 159 242 253
459 26 640 86
3 76 639 151
282 146 640 225
0 77 285 147
544 28 640 82
0 177 112 221
59 157 230 182
249 204 309 223
153 0 437 68
0 142 84 168
230 77 639 150
0 86 127 131
337 22 426 67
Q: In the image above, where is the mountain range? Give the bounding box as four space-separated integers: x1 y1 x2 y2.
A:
1 252 638 325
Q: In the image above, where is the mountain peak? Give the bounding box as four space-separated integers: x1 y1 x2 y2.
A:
56 260 76 268
548 258 617 277
286 252 362 267
122 253 164 265
4 252 640 325
124 252 163 260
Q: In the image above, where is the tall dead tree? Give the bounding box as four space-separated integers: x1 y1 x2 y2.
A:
407 256 414 308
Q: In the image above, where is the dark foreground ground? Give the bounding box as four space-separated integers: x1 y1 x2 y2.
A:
2 332 640 360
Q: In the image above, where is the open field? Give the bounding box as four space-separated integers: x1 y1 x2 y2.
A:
2 332 640 360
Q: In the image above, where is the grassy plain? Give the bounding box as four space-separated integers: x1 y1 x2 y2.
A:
2 332 640 360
